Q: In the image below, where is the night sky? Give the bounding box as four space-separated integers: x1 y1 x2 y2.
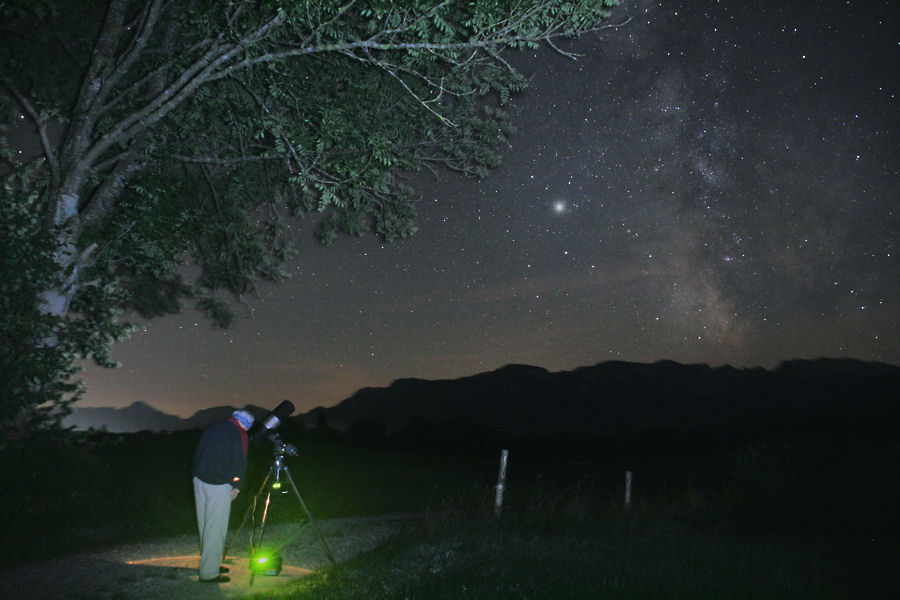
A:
81 0 898 418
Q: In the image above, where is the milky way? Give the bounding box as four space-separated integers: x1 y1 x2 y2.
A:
82 0 898 417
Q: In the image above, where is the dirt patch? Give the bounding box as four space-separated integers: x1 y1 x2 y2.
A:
0 515 408 599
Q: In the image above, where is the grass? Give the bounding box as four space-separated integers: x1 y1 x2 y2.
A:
0 431 497 563
2 431 897 598
246 438 895 599
244 506 888 599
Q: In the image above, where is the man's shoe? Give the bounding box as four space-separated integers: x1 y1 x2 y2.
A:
219 566 230 574
199 575 230 583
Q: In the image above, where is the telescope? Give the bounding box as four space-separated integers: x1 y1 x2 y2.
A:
251 400 295 442
226 398 337 581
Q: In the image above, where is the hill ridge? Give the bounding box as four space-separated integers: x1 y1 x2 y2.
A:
68 358 899 434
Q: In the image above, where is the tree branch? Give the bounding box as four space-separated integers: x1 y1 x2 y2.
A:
0 70 60 189
81 150 146 228
81 7 287 169
91 0 166 110
171 153 281 165
60 0 132 172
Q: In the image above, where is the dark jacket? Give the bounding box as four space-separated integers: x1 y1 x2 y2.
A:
192 417 249 490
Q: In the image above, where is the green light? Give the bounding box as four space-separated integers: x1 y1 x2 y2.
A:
250 550 283 575
272 481 282 490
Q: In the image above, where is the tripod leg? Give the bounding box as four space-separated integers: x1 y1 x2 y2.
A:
282 465 337 566
223 465 272 560
255 488 275 552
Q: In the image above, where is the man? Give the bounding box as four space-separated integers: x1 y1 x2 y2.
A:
192 409 254 583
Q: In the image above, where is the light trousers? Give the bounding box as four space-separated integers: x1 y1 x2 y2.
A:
193 476 234 580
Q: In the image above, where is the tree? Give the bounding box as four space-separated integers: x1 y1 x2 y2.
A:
0 0 621 440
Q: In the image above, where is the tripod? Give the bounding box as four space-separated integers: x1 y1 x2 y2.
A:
225 438 336 582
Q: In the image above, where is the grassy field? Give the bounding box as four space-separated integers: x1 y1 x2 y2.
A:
238 441 894 599
243 511 888 599
2 430 896 598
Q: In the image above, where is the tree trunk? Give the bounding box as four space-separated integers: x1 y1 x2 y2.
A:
37 192 82 343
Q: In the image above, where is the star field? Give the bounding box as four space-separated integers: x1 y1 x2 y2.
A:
82 0 898 417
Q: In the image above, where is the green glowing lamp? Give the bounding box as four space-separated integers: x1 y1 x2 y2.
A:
250 550 283 575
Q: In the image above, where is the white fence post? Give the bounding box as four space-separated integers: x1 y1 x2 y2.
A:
494 449 509 516
625 470 632 509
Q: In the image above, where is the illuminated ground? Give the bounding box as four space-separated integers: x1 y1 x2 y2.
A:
0 516 407 599
127 554 312 589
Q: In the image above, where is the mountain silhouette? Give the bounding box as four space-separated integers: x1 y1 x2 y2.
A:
299 358 899 438
68 358 899 436
64 401 270 433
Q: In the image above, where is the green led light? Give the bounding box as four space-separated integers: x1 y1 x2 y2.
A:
250 550 283 575
272 481 282 490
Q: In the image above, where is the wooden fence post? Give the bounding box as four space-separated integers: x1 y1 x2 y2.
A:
625 470 632 509
494 449 509 516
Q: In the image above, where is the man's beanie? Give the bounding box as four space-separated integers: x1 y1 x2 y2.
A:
232 410 255 431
